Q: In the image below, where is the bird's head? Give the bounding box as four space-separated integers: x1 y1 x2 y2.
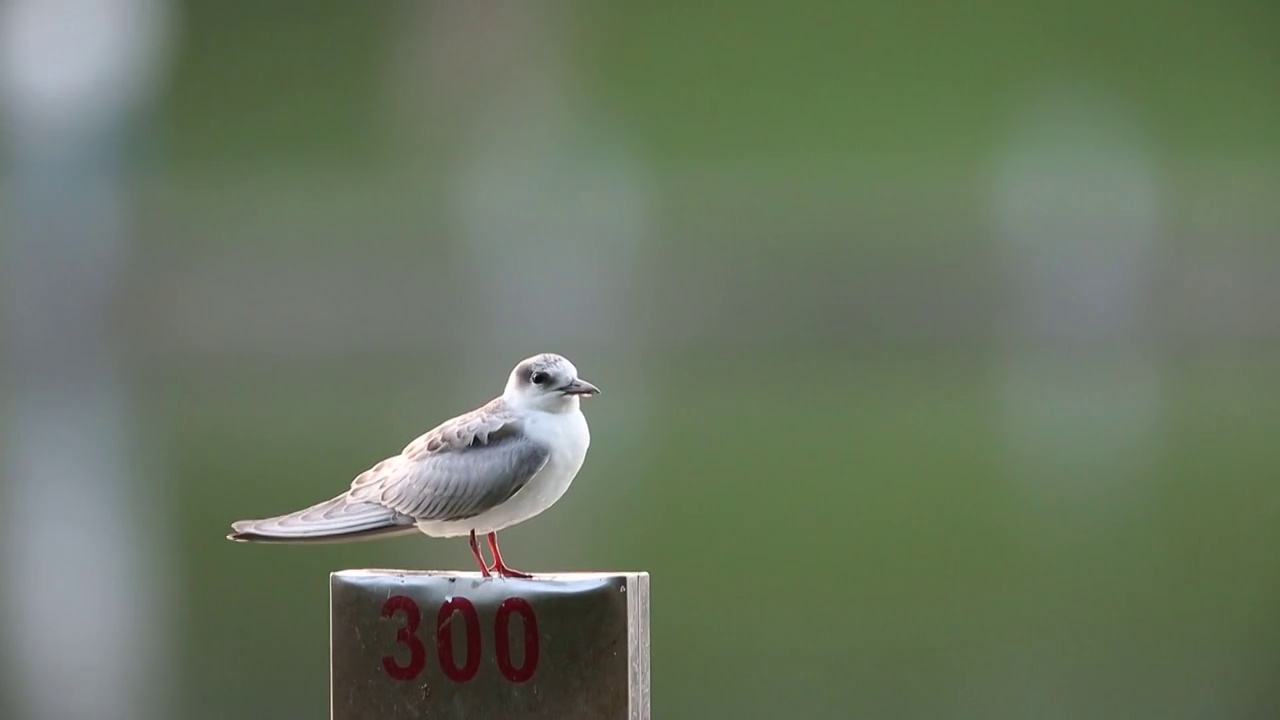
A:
503 353 600 413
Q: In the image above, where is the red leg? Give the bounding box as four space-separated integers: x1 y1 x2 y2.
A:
486 532 532 578
469 530 491 578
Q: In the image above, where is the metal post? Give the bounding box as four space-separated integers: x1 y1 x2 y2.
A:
330 570 650 720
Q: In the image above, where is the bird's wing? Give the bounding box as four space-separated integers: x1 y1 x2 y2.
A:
346 400 551 523
227 495 416 542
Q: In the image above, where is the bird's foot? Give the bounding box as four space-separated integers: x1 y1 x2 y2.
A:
486 563 532 579
484 531 531 578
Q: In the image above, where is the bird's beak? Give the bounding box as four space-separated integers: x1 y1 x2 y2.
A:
561 378 601 397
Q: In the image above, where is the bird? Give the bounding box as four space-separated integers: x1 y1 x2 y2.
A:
226 353 599 578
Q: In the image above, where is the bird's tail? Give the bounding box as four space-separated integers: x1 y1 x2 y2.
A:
227 494 416 544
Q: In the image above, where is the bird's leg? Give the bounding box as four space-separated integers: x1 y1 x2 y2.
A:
486 532 532 578
469 530 492 578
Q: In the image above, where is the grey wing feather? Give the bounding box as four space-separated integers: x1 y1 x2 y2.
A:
346 400 551 523
227 495 416 543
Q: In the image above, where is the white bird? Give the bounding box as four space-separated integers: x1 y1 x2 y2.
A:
227 353 599 578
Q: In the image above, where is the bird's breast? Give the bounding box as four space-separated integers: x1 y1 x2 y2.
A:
525 409 590 478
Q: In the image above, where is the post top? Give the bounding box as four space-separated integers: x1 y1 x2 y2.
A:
332 568 649 582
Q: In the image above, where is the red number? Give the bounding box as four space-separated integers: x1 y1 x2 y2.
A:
436 597 481 682
494 597 539 683
380 596 426 681
378 595 539 684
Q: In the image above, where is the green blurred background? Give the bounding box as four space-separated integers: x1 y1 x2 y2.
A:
2 1 1278 719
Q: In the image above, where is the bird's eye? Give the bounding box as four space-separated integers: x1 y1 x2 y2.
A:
531 371 549 386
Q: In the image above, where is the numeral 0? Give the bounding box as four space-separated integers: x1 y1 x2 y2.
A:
380 595 539 684
436 597 481 682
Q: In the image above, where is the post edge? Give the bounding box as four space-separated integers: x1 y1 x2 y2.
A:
629 572 651 720
328 571 337 720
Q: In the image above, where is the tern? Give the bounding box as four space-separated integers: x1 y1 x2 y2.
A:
227 353 599 578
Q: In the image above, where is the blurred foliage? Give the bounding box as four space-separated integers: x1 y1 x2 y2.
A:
29 0 1280 718
159 1 1280 170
